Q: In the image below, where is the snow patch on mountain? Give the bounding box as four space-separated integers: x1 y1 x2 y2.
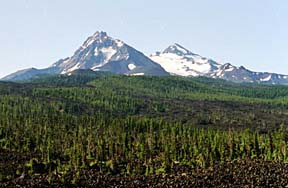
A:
100 46 117 63
62 63 81 74
115 40 124 47
260 75 272 82
130 73 144 76
128 64 136 70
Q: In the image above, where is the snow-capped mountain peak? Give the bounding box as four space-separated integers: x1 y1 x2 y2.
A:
150 44 221 77
52 33 126 74
80 31 125 49
81 31 109 48
150 44 288 84
162 43 195 56
53 32 168 75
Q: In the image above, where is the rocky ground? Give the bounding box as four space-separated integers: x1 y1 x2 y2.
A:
2 149 288 187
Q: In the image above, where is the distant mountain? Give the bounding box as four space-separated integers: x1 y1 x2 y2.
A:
1 67 61 81
150 44 288 84
51 31 168 76
2 31 168 81
2 32 288 85
150 43 222 77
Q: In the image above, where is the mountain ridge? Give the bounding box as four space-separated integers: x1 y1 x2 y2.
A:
150 44 288 84
2 31 288 85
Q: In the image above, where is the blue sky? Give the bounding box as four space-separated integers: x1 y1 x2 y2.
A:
0 0 287 77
